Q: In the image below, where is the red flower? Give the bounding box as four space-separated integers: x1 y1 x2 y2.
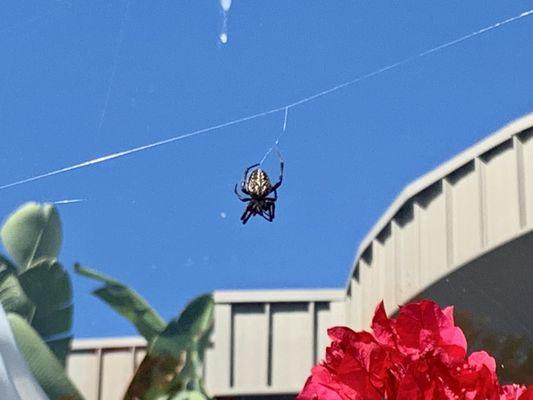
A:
373 300 467 363
298 299 532 400
298 328 392 400
454 351 499 400
500 385 533 400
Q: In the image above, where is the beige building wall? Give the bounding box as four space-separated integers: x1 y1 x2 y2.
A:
206 289 346 396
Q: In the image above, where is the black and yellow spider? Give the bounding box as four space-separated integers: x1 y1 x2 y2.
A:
234 151 284 224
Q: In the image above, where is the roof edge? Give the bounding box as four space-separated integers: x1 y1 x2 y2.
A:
214 288 345 303
345 113 533 290
71 336 147 350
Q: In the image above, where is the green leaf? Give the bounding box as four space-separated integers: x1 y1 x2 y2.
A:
46 336 73 367
151 294 214 357
18 258 73 364
123 352 186 400
125 295 214 400
0 254 18 274
170 390 208 400
0 255 34 320
196 323 213 368
7 313 82 400
74 264 166 342
1 202 62 270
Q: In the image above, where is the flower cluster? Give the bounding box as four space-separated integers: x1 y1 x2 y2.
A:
298 300 533 400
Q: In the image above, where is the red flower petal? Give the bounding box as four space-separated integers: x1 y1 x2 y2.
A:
500 385 533 400
371 301 396 349
394 300 467 362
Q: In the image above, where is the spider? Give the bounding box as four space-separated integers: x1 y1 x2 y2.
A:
234 151 284 224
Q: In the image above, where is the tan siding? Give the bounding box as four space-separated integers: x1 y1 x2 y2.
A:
522 131 533 227
233 304 269 389
396 203 420 305
207 303 231 392
448 162 482 263
380 224 397 312
371 239 387 316
100 350 134 400
481 141 520 244
67 351 100 400
418 182 448 287
350 276 363 330
203 337 216 392
360 255 374 328
316 303 332 362
271 303 313 388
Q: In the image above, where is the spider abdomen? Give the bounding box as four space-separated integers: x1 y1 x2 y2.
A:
246 169 272 197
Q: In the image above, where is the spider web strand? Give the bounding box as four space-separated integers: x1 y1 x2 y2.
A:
52 199 87 205
96 0 131 135
0 107 284 190
260 106 289 165
0 8 531 190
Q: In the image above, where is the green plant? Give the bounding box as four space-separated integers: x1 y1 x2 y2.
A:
0 202 82 399
75 264 214 400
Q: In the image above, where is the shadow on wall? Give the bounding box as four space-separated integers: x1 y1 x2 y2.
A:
412 229 533 384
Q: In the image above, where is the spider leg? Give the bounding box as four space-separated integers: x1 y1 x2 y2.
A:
240 208 250 223
264 202 275 222
258 202 275 222
234 184 251 202
243 163 260 181
241 204 255 224
264 189 277 201
240 181 252 196
258 210 271 222
241 209 253 224
269 202 276 221
236 163 259 201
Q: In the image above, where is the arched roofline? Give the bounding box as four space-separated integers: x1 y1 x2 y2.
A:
345 113 533 290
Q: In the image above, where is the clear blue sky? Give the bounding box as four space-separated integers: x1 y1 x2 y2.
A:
0 1 532 337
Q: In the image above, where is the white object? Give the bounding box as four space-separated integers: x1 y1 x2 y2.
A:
220 0 232 12
0 305 49 400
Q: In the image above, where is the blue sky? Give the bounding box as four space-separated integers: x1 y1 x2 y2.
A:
0 1 532 337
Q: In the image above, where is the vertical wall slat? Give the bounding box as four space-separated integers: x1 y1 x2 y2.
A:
518 130 533 227
266 303 272 387
395 202 420 304
444 179 454 268
372 239 386 314
514 136 527 228
96 348 103 400
418 181 447 288
233 304 269 389
449 161 481 264
271 303 313 389
315 303 333 363
360 254 373 328
481 140 520 245
100 350 135 400
310 302 317 365
350 275 363 330
380 223 396 312
67 350 100 400
210 303 231 391
476 158 488 248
